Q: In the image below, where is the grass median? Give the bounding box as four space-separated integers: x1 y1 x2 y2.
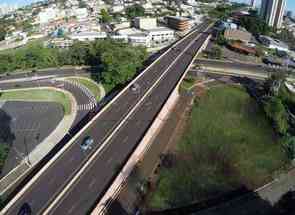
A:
68 77 101 101
149 85 287 209
0 89 72 115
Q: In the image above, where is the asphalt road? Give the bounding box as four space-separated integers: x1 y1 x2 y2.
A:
0 79 94 128
0 102 64 177
2 21 212 215
0 68 91 83
194 59 277 75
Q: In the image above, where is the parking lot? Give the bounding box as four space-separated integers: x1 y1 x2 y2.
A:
0 101 64 177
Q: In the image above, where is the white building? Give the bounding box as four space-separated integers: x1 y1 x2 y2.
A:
260 0 286 29
146 27 175 44
128 33 151 47
72 8 89 20
69 31 107 41
110 5 124 13
37 7 60 24
259 35 289 52
133 17 157 30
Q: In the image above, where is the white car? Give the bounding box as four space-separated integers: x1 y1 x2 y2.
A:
130 83 140 93
80 136 94 151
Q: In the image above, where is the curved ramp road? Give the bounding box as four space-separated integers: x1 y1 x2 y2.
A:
1 21 212 215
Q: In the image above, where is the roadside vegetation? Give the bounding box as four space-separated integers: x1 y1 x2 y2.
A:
68 77 102 101
263 73 295 160
0 109 14 175
208 3 246 20
0 89 72 115
149 85 287 209
180 76 195 91
0 39 147 91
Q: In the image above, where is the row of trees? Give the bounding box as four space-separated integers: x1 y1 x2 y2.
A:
100 4 145 23
263 73 295 159
0 39 147 88
239 10 272 36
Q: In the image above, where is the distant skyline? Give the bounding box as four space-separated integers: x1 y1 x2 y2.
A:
232 0 294 13
1 0 294 13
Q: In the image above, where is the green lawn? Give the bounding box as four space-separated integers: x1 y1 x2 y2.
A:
0 89 71 115
180 77 195 91
149 85 287 209
68 77 101 101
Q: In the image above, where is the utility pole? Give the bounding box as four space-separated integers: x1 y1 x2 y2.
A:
24 137 31 166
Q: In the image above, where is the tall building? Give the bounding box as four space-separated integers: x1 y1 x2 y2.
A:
260 0 287 29
250 0 256 8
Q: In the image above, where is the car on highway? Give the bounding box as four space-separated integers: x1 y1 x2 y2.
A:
80 136 94 151
130 83 140 93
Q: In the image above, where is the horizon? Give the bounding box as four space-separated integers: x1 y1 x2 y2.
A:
1 0 294 13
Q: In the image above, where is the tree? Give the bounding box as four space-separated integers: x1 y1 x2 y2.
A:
239 15 272 36
125 4 145 19
216 33 227 46
100 9 112 23
264 72 287 95
0 27 6 41
99 40 147 88
264 97 289 135
208 45 222 59
281 135 295 159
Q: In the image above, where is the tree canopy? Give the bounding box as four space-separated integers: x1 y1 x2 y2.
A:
239 15 272 36
0 39 147 89
100 9 112 23
264 97 289 135
125 4 145 19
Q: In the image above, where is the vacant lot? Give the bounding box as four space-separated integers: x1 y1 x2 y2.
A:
149 85 287 209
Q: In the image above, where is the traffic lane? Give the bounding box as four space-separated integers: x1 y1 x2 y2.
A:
3 90 140 214
195 59 268 74
3 24 208 214
0 68 89 83
49 31 211 214
49 29 211 214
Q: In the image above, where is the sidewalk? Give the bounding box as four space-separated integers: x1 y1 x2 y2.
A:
0 88 77 197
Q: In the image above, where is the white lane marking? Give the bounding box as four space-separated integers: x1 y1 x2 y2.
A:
3 22 212 215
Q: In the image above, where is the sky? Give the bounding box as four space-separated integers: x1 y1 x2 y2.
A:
0 0 37 6
1 0 295 13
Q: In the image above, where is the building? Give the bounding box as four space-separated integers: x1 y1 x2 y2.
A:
37 7 60 24
128 33 151 47
250 0 256 8
46 38 74 49
165 16 191 31
146 27 175 44
224 29 252 44
260 0 286 28
259 35 289 52
215 20 238 31
69 31 107 41
228 41 257 55
133 17 157 30
286 10 293 18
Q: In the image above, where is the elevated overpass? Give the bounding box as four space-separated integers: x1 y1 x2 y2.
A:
1 21 213 215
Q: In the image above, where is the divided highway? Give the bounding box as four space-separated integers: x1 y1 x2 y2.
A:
2 21 212 215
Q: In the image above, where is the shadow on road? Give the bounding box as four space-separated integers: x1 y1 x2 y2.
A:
146 188 295 215
0 109 15 174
